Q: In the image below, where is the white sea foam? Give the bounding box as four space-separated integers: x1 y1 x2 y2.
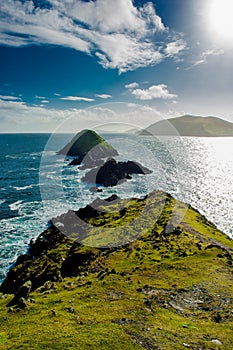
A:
29 152 42 156
5 154 21 159
13 184 38 191
9 200 23 211
0 199 5 205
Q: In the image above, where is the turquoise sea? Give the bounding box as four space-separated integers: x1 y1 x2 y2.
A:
0 133 233 282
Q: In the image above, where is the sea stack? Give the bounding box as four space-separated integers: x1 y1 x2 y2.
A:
58 129 118 167
82 158 152 187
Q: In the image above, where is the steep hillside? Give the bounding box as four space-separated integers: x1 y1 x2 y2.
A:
0 191 233 349
58 129 118 164
140 115 233 137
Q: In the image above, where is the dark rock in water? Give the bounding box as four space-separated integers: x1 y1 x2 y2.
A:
57 129 118 168
90 186 103 193
105 194 119 202
68 157 83 166
69 155 105 169
82 158 152 187
7 280 32 307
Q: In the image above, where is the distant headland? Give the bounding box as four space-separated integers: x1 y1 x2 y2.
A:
140 115 233 137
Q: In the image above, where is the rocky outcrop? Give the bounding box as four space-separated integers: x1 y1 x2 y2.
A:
58 130 151 187
58 129 118 167
7 280 32 307
82 158 152 187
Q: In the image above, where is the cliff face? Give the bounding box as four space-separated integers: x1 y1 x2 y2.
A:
0 191 233 349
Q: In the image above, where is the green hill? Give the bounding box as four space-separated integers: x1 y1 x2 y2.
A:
58 129 118 159
140 115 233 136
0 191 233 349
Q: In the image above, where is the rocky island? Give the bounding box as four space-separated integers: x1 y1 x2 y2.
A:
59 129 152 188
58 129 119 167
0 191 233 349
82 158 152 187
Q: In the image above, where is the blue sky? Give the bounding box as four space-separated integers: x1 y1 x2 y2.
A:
0 0 233 132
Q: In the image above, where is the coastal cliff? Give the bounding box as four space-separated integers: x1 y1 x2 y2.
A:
0 191 233 349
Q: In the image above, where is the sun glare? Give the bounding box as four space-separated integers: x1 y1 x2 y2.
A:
209 0 233 40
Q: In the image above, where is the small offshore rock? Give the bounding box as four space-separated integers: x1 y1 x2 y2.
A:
83 158 152 187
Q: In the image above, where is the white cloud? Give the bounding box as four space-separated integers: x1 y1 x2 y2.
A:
96 94 112 99
0 1 90 52
0 99 164 132
95 33 163 73
60 96 95 102
128 103 139 108
35 95 46 99
164 39 187 56
0 99 87 132
188 48 224 69
125 82 139 89
131 84 177 100
0 95 20 101
56 0 165 35
0 0 185 73
0 99 59 128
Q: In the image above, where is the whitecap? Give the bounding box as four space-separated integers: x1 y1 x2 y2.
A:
29 152 42 157
5 154 20 159
13 184 38 191
0 199 5 205
9 200 23 211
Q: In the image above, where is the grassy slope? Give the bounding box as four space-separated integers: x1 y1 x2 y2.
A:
0 191 233 350
58 129 118 157
142 115 233 136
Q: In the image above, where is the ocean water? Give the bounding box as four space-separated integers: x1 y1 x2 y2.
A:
0 133 233 282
